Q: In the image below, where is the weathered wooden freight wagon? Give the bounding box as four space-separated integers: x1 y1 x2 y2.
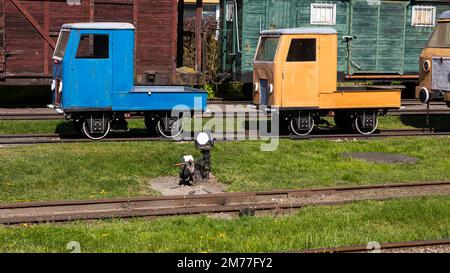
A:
220 0 450 85
0 0 206 86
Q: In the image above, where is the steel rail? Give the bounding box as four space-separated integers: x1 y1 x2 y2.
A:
0 129 449 145
298 238 450 253
0 181 449 225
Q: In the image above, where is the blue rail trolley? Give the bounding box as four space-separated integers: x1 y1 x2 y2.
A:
50 22 207 140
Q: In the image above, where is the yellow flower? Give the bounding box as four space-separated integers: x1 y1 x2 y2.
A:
101 233 110 238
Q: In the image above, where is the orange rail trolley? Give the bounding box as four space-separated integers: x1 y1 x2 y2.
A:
252 28 401 136
417 11 450 106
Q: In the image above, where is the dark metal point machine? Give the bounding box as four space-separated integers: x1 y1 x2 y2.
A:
49 22 207 140
179 132 215 186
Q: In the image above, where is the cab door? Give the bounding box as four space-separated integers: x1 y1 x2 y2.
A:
281 37 319 108
67 30 113 109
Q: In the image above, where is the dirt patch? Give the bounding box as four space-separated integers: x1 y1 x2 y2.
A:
342 152 418 164
148 174 227 196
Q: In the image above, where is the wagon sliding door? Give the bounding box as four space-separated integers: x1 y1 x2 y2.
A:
349 0 408 75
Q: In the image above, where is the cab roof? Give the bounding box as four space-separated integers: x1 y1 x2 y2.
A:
62 22 135 30
260 27 337 35
439 10 450 20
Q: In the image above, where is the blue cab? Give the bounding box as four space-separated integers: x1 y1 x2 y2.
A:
50 22 207 139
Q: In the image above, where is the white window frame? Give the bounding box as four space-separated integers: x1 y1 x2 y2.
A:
226 1 235 22
310 3 337 26
412 5 436 27
66 0 81 5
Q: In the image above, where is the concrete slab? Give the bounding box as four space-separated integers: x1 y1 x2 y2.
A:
148 174 227 196
342 152 418 164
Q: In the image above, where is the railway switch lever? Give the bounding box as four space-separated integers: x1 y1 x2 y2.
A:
178 132 215 186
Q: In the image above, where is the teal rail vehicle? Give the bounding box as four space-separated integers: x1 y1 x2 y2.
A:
50 22 207 140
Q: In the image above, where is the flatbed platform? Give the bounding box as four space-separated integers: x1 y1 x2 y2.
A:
319 88 401 109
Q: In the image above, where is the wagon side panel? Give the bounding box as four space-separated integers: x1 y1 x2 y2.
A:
1 0 178 86
4 0 46 78
241 0 267 82
134 0 177 85
0 0 4 74
3 1 90 84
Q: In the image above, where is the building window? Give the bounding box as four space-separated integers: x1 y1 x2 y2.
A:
310 3 336 25
226 1 235 22
184 4 221 21
66 0 81 5
412 6 436 27
287 39 316 62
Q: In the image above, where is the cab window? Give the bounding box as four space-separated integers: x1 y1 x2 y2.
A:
287 38 316 62
53 30 70 60
428 22 450 48
255 37 279 62
76 34 109 59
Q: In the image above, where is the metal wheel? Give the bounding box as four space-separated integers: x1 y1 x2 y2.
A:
354 116 379 135
82 119 111 140
289 114 315 136
156 118 183 139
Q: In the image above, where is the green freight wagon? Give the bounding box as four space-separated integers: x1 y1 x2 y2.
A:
220 0 450 86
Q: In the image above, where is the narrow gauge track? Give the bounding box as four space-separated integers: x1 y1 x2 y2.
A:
299 239 450 253
0 129 449 145
0 181 449 225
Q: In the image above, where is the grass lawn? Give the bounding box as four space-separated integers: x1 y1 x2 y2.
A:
0 196 448 252
377 115 450 130
0 137 450 202
1 115 450 135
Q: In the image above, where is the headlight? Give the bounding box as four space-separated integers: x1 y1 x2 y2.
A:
254 82 259 92
423 60 431 72
51 80 56 91
419 87 430 104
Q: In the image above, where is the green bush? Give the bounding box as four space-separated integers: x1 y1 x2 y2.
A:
203 84 216 99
